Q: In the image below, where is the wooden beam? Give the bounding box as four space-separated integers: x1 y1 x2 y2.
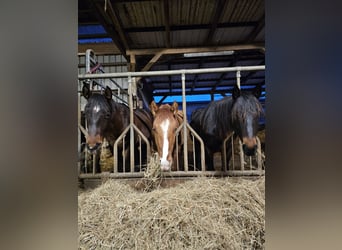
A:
246 13 265 42
190 58 205 91
135 51 164 82
141 52 163 72
205 0 228 45
104 0 130 50
211 55 239 92
78 43 121 55
90 0 127 57
123 21 258 33
129 54 136 72
163 0 171 48
126 43 265 56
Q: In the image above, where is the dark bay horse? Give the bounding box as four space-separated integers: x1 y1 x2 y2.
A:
190 84 263 171
150 101 184 171
82 84 153 172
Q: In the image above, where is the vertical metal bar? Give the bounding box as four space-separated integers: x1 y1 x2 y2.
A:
236 70 241 89
239 139 244 171
78 91 81 175
92 154 96 175
139 135 142 171
176 135 179 171
181 72 188 171
128 76 135 172
256 136 262 171
192 133 195 171
122 136 125 172
231 134 235 170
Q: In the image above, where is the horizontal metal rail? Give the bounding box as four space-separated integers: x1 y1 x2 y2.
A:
79 170 264 179
79 66 265 79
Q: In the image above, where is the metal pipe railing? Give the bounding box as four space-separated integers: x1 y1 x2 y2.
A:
78 66 265 79
78 65 265 178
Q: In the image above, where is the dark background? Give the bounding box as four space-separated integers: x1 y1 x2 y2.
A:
0 0 341 249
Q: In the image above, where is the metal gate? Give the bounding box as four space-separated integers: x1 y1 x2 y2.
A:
78 65 265 179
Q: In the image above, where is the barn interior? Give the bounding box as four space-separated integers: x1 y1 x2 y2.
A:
78 0 265 120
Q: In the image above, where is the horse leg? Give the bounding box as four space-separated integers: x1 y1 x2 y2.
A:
205 150 215 171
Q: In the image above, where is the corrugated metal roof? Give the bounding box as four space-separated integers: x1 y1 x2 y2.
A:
78 0 265 102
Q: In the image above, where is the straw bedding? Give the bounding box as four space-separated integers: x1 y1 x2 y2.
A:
78 174 264 250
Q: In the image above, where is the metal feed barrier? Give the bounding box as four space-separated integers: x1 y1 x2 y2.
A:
78 65 265 179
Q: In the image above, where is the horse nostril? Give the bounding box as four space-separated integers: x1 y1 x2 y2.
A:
87 142 101 152
243 144 257 156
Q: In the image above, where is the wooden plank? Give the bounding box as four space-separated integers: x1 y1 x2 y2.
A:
163 0 171 48
129 54 136 72
78 43 121 55
126 43 265 56
205 0 227 45
105 0 130 50
141 52 163 72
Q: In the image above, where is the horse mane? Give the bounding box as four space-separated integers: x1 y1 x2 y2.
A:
199 96 234 137
231 93 263 123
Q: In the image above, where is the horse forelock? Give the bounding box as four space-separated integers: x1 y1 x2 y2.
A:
84 93 112 115
231 93 263 123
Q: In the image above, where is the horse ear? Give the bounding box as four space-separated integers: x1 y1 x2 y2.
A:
82 83 91 99
104 86 112 101
150 100 158 116
253 84 262 98
171 101 178 115
232 84 240 100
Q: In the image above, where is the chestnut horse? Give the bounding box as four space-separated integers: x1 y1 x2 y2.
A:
150 101 184 171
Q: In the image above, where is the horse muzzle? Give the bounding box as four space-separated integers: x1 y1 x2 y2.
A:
242 137 257 156
86 134 103 152
160 159 172 171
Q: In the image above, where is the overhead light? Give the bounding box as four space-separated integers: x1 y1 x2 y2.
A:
183 50 234 57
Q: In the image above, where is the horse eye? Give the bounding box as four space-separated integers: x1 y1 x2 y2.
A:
152 127 156 131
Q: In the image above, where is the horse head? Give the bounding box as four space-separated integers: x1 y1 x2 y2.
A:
150 100 180 171
82 84 113 152
231 84 263 156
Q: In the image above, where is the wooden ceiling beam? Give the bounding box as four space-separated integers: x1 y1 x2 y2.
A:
78 42 121 55
90 0 127 57
246 13 265 42
205 0 228 45
163 0 171 48
190 58 205 91
103 0 130 50
123 21 258 33
127 43 265 56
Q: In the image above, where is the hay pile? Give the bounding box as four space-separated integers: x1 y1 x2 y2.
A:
79 177 265 249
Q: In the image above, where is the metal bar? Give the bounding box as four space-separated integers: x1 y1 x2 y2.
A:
128 76 135 171
256 136 262 170
114 126 130 172
222 132 233 172
236 70 241 89
231 134 235 170
239 139 245 171
186 123 205 171
79 170 265 179
79 66 265 79
181 73 188 171
132 123 150 163
78 92 81 175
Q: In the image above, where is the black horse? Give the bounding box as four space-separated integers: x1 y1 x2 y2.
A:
82 83 153 172
190 84 263 171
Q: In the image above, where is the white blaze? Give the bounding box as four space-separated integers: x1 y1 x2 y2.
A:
246 116 253 138
93 105 100 113
160 119 170 167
